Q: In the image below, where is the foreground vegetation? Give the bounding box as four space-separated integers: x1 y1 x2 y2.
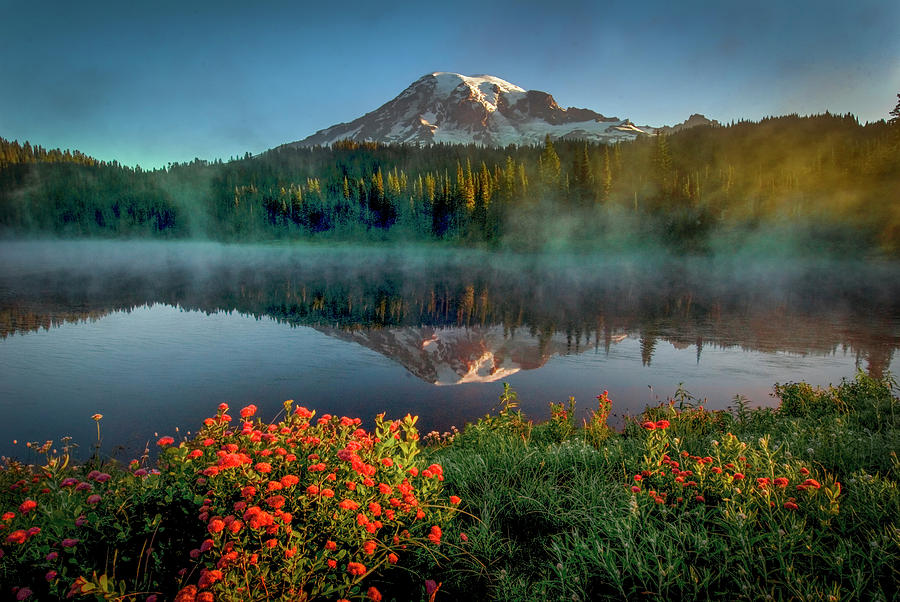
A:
1 374 898 600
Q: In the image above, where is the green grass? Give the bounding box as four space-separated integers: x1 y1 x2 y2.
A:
409 373 900 601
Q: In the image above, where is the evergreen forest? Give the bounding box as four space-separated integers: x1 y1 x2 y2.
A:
1 111 898 255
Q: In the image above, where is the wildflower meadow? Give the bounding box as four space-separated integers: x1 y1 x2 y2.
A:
1 374 898 600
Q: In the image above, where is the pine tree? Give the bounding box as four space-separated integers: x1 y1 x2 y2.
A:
538 134 561 196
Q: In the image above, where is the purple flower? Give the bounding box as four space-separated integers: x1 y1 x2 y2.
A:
425 580 439 596
86 494 101 505
60 478 78 488
60 538 79 548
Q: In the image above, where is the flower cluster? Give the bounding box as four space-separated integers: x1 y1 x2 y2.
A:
628 426 842 520
170 401 462 601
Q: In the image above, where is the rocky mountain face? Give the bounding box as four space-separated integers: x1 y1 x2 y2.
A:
287 72 715 148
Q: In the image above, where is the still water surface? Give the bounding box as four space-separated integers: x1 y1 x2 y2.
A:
1 241 897 459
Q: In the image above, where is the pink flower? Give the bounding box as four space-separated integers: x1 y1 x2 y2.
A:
16 587 33 600
61 538 79 548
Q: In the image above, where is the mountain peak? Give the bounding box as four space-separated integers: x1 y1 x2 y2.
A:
287 73 704 148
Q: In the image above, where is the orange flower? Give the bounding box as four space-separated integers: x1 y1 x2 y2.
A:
325 540 337 551
363 540 377 555
347 561 367 576
367 586 383 601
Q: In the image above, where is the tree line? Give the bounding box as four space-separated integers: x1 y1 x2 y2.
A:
1 110 898 254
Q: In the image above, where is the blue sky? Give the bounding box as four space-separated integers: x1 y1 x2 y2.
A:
1 0 897 168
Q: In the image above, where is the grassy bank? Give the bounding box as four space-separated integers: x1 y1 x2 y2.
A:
1 375 898 600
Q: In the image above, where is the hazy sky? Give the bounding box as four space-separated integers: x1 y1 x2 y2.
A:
2 0 897 168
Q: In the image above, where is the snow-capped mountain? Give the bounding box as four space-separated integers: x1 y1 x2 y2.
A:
314 324 628 386
287 72 698 148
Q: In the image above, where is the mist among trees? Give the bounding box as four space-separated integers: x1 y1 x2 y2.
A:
1 111 898 255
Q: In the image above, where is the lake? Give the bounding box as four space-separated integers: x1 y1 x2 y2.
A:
1 240 898 460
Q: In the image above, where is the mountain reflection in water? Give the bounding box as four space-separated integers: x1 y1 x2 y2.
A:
1 241 896 383
1 241 898 459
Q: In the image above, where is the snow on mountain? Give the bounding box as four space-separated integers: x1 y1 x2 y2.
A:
286 72 693 148
314 324 628 386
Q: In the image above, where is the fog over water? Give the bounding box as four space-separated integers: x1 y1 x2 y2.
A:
1 240 897 459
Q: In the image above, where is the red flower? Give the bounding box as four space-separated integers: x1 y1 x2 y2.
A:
631 485 641 493
6 530 27 544
774 477 789 487
784 501 799 510
381 458 393 467
265 538 277 549
327 559 337 569
285 547 296 558
428 525 442 545
367 586 383 601
347 561 367 576
18 499 37 514
339 499 359 511
198 568 223 589
325 540 337 551
255 462 273 474
208 519 225 534
378 483 393 495
641 421 656 430
799 467 810 475
240 404 257 418
695 495 705 502
363 540 377 555
157 436 175 447
388 552 399 563
655 420 670 429
450 495 461 505
732 473 745 481
280 475 299 488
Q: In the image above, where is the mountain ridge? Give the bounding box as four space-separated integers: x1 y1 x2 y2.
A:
286 72 717 148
